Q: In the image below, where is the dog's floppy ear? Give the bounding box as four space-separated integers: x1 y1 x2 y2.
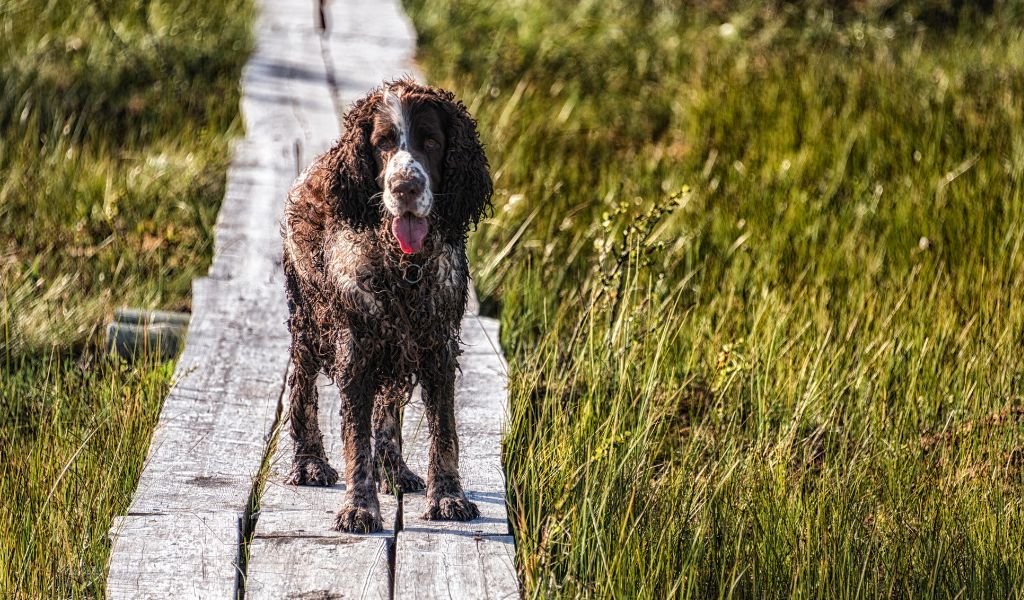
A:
317 92 381 229
432 88 493 237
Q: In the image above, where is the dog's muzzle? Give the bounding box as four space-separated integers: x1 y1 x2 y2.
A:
384 151 432 254
383 151 432 217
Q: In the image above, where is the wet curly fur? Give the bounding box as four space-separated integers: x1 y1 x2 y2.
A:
281 79 492 533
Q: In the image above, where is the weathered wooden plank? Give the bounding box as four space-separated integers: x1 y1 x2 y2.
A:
460 312 502 356
394 533 519 600
323 0 420 97
400 316 510 536
126 277 289 516
246 535 391 600
466 285 481 316
107 279 289 597
209 10 340 283
326 0 418 41
245 377 397 599
107 512 242 600
107 0 343 594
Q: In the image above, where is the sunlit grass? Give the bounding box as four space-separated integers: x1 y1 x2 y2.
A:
405 0 1024 597
0 0 251 596
0 354 172 596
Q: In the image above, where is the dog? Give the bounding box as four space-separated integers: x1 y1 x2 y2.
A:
281 79 492 533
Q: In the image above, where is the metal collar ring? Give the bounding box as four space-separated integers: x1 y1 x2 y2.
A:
403 263 423 284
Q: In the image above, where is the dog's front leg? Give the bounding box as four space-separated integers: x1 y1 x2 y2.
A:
421 367 479 521
333 374 383 533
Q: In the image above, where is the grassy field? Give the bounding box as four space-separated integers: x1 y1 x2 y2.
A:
0 0 250 596
404 0 1024 597
2 0 1023 596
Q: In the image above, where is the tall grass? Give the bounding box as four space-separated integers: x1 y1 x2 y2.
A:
0 1 251 596
405 0 1024 596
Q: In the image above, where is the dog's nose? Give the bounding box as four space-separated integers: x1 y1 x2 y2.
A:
390 178 424 204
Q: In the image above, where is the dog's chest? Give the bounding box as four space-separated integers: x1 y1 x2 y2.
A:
322 230 466 324
354 254 467 374
370 251 467 326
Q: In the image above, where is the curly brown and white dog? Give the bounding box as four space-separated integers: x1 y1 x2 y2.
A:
281 79 492 533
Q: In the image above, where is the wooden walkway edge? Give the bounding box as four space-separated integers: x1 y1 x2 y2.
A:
105 0 519 597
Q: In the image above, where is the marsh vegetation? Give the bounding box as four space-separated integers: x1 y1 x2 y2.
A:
405 1 1024 596
0 1 251 595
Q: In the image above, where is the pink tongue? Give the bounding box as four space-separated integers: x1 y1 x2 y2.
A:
391 214 429 254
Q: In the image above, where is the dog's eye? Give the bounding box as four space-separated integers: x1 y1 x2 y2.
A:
376 140 393 152
424 138 440 151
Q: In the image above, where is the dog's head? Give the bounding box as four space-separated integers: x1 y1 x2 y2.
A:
323 79 492 254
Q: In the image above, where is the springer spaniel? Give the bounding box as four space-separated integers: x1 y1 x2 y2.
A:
281 79 492 533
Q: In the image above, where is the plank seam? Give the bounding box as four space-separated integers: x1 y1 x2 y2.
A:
371 533 396 600
236 360 290 599
389 409 405 600
313 0 346 137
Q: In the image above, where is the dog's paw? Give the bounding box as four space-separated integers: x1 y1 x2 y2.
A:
285 457 339 486
333 504 383 533
423 495 480 522
379 467 426 495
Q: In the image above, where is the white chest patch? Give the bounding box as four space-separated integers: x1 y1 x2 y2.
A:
324 230 381 314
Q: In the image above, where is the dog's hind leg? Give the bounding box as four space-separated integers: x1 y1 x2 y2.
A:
420 365 479 522
373 381 425 495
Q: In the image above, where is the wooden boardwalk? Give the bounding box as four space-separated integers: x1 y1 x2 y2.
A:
106 0 518 597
